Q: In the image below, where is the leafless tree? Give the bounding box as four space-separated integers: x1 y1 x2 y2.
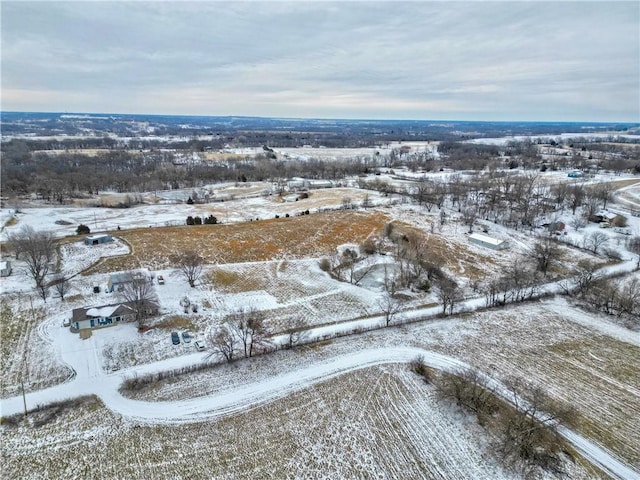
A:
628 235 640 269
437 277 463 315
461 205 478 233
583 231 609 254
119 275 158 328
568 184 585 215
570 217 586 231
572 260 600 297
378 293 402 326
51 275 71 301
227 307 271 358
498 378 576 475
207 324 237 363
434 368 497 418
7 226 56 289
531 237 562 275
174 250 204 287
593 181 614 209
285 317 310 349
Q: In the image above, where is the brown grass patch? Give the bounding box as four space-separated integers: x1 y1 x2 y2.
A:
153 315 198 331
388 222 494 278
85 210 389 273
4 216 18 228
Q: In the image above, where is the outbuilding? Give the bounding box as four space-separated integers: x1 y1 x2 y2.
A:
84 234 114 246
468 232 510 250
0 260 12 277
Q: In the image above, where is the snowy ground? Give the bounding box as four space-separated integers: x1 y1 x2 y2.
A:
1 169 639 479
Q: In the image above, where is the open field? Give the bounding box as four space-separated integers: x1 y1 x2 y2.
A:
110 297 639 475
84 210 389 273
1 364 604 480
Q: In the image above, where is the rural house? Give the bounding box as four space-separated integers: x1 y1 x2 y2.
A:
71 303 136 330
84 234 114 246
468 232 510 250
71 301 159 331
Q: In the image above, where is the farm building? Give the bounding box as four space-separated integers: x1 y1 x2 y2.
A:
84 234 114 246
71 301 159 330
0 260 12 277
107 270 149 293
468 232 510 250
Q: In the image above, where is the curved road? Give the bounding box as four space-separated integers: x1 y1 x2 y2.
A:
1 344 638 480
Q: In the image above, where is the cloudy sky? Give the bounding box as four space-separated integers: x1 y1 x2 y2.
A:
2 1 638 122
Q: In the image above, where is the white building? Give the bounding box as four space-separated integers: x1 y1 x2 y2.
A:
468 233 510 250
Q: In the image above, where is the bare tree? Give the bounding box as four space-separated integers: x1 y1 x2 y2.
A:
583 231 609 255
572 260 600 297
51 275 71 301
628 235 640 269
227 307 271 358
461 205 478 233
378 292 402 326
568 184 585 215
119 274 158 329
286 317 310 349
531 237 562 275
207 324 237 363
437 277 463 315
434 368 497 417
175 250 204 287
8 226 56 289
498 378 576 475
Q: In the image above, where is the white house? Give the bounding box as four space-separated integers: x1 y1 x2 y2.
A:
468 232 510 250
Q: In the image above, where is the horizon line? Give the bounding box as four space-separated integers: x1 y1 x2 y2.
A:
2 110 638 126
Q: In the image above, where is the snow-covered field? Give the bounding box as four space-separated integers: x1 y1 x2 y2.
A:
1 168 640 479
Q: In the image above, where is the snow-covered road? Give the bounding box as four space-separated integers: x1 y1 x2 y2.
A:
1 257 639 479
2 345 638 480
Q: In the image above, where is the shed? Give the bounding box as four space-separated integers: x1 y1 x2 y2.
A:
107 270 149 293
0 261 12 277
84 234 114 246
468 232 510 250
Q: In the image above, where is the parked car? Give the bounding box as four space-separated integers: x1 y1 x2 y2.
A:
63 318 71 327
171 332 180 345
182 331 192 343
157 275 165 285
194 340 206 351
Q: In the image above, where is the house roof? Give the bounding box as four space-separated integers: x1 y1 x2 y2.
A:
72 303 136 322
468 232 506 246
86 234 112 241
0 261 10 270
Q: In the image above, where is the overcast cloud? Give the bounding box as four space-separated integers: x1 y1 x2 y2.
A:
1 1 638 121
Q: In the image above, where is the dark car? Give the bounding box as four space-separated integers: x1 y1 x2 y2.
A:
171 332 180 345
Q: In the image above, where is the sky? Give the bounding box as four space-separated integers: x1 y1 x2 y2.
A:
1 1 639 122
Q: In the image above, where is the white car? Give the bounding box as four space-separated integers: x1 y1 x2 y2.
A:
63 318 71 327
194 340 206 351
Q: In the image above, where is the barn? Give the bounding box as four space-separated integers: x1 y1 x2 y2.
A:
84 234 114 246
468 232 510 250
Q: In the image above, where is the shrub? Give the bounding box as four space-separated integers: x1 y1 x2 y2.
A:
194 216 202 225
318 258 331 272
76 224 90 235
612 215 628 227
186 216 195 225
